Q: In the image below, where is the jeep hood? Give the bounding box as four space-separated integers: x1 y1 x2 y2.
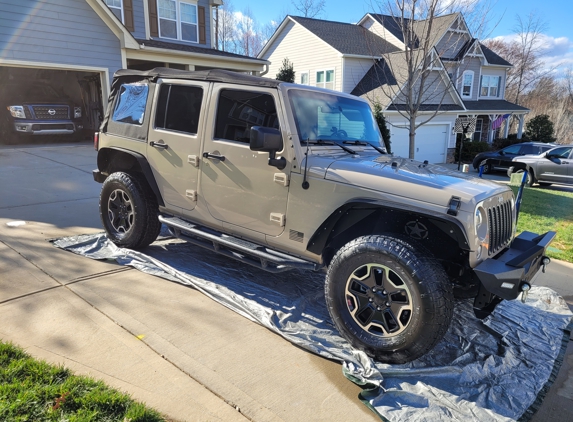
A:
316 154 508 208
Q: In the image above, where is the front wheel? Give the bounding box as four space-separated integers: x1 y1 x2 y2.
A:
100 172 161 249
325 235 453 364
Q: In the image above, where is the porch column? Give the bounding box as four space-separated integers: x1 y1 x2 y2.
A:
517 115 525 139
488 114 497 143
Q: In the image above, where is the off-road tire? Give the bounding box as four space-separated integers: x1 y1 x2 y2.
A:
100 172 161 249
325 235 454 364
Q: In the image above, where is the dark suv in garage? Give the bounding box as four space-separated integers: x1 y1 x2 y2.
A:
472 142 556 173
3 84 84 138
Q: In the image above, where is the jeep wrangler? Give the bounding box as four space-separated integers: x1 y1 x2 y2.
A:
93 68 555 364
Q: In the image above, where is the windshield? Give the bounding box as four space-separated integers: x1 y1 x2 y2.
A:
288 89 383 146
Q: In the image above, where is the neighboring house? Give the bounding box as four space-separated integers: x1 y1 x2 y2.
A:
0 0 268 138
259 13 528 163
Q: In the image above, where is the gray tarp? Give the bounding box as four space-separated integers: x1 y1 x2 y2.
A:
53 232 572 421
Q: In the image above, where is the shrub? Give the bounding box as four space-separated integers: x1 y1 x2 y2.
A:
454 139 490 163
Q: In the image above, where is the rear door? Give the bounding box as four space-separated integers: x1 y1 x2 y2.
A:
147 80 209 212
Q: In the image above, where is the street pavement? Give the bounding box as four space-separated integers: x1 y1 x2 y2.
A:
0 143 572 421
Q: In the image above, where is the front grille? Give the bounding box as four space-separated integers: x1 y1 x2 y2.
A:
24 106 33 119
32 105 69 120
487 199 513 255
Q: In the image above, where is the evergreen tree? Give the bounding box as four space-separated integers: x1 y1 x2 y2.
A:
373 103 391 153
525 114 555 142
276 58 295 83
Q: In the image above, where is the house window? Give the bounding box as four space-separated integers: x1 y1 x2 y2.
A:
316 70 334 90
106 0 123 22
480 76 501 97
472 119 483 141
158 0 198 43
462 70 473 97
300 72 309 85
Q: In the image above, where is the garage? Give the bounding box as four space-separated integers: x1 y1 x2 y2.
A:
389 123 449 163
0 66 104 145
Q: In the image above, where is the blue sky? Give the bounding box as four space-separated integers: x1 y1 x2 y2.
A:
230 0 573 71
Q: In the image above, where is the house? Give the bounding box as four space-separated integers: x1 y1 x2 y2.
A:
0 0 268 139
259 13 528 163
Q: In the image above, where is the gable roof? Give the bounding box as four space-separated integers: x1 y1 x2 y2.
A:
289 16 399 56
480 44 512 66
367 13 459 50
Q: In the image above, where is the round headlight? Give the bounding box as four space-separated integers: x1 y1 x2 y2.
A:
475 206 487 241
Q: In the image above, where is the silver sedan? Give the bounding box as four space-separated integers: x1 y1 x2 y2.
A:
508 145 573 187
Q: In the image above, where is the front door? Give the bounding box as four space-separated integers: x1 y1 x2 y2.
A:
199 85 291 236
537 146 573 184
147 80 209 212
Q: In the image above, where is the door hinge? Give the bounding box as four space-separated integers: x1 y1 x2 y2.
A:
188 155 200 167
270 212 286 227
186 190 197 201
273 173 289 187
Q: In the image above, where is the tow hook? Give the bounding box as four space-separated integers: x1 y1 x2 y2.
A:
521 283 531 303
542 256 551 273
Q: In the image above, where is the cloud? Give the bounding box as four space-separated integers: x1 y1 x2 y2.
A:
489 33 573 74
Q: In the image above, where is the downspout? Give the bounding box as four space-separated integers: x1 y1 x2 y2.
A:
260 63 270 76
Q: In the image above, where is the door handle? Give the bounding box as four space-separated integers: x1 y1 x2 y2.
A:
203 152 226 161
150 140 169 150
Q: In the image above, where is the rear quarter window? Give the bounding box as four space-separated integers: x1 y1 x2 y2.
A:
112 83 149 125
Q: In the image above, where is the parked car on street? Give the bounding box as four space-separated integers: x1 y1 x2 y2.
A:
472 142 556 173
508 145 573 187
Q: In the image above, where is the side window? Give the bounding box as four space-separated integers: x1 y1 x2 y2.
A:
519 145 534 154
214 89 279 143
112 83 149 125
154 84 203 134
549 147 572 158
502 145 521 155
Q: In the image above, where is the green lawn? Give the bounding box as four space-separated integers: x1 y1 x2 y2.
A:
0 341 166 422
511 186 573 263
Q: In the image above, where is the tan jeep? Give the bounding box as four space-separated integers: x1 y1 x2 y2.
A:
93 68 555 364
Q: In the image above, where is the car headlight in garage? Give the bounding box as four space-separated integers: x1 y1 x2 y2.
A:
74 107 82 118
8 106 26 119
474 205 488 260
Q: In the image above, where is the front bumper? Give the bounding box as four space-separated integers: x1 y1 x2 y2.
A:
13 120 77 135
473 230 556 301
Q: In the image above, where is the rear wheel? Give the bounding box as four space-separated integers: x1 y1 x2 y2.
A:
100 172 161 249
325 235 453 364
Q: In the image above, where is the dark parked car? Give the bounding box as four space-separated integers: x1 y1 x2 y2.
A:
472 142 556 173
508 145 573 187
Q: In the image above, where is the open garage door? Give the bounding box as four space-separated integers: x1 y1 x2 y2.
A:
0 66 103 145
390 124 449 163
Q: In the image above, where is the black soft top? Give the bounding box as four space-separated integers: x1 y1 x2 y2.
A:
113 67 281 89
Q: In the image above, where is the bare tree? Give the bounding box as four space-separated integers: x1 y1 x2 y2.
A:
291 0 326 18
217 0 238 53
236 8 264 57
369 0 489 159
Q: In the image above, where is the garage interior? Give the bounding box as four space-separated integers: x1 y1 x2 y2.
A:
0 66 103 145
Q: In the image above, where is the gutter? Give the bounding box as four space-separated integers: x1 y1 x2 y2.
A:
132 45 270 66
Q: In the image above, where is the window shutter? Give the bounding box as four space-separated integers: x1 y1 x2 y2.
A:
498 76 502 97
198 5 206 44
123 0 134 32
148 0 159 37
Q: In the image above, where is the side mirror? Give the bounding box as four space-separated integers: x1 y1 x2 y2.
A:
249 126 286 170
499 151 505 156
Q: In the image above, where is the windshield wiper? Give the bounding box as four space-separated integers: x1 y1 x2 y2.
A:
308 139 356 154
343 140 387 155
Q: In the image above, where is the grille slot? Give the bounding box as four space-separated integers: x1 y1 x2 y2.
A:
32 106 69 120
487 200 513 255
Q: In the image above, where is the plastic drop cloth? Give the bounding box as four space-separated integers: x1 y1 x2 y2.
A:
53 232 572 422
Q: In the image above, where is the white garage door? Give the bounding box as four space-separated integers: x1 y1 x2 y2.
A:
390 124 449 163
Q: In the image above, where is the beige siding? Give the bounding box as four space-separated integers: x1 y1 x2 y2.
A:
342 57 376 93
261 20 342 91
360 16 403 48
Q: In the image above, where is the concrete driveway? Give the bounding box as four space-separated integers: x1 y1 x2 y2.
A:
1 143 572 421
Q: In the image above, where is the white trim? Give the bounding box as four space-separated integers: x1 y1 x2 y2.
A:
143 0 151 39
315 69 335 90
87 0 139 49
461 70 474 98
479 75 501 98
105 0 124 24
158 0 199 44
299 71 310 85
